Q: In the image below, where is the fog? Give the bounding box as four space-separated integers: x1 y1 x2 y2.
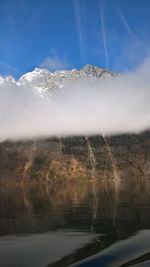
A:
0 57 150 141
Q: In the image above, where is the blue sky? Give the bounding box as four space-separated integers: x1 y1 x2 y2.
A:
0 0 150 78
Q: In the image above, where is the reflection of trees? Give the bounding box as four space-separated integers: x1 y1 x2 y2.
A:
0 179 150 239
0 181 89 235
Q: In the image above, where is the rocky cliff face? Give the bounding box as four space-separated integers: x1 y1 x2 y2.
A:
0 131 150 182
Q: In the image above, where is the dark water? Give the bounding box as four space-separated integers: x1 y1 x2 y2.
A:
0 178 150 266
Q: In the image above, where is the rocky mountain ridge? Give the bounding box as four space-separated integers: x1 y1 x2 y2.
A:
0 64 114 97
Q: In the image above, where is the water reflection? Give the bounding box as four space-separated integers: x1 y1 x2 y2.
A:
72 230 150 267
0 178 150 266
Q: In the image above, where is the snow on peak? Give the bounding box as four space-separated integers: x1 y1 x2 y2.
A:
18 68 51 83
0 75 16 85
0 65 114 97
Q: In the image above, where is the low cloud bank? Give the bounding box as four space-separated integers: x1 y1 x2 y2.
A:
0 58 150 141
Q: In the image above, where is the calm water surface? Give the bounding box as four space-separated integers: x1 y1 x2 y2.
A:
0 178 150 267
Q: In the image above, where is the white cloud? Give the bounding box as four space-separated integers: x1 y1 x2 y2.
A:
39 55 70 71
0 57 150 141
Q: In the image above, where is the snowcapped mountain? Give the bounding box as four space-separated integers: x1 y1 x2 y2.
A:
0 75 16 85
0 65 114 97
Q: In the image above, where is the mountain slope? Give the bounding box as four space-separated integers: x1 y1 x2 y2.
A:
0 131 150 182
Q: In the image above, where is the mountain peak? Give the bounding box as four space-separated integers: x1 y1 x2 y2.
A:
0 65 115 97
83 64 101 70
82 64 108 77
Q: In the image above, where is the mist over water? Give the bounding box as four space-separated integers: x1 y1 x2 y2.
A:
0 57 150 141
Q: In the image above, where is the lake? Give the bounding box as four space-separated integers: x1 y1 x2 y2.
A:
0 177 150 266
